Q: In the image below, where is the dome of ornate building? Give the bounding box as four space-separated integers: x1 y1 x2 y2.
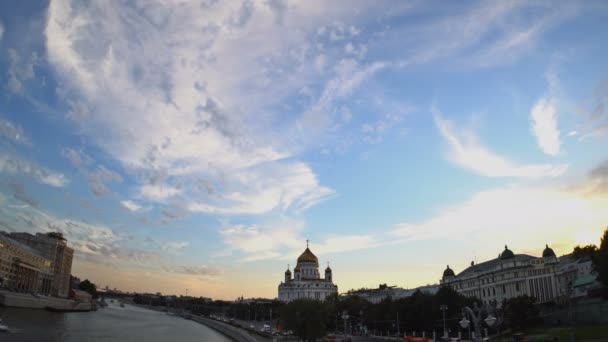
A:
542 244 556 258
500 245 514 259
443 265 455 278
297 247 319 264
278 242 338 303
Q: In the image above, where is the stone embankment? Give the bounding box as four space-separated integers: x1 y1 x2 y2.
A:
191 315 260 342
0 290 93 311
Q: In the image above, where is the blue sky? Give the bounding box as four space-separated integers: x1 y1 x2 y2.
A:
1 1 608 299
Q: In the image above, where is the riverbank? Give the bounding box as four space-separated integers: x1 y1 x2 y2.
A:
0 290 93 311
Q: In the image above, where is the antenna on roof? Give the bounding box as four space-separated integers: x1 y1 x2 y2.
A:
306 239 309 248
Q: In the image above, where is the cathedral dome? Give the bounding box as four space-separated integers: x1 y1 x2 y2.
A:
542 244 556 258
297 247 319 264
500 245 514 259
443 265 455 278
285 268 291 275
325 265 332 273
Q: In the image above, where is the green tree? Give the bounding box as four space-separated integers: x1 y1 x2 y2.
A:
280 299 331 341
595 227 608 287
78 279 98 299
504 295 540 330
572 244 598 261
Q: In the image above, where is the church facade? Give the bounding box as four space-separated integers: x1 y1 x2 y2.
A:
278 244 338 302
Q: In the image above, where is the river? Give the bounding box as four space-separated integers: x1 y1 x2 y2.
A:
0 301 232 342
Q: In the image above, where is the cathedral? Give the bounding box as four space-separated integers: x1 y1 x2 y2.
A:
278 243 338 302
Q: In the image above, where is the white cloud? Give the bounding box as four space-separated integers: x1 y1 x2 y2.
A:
139 184 181 202
220 217 385 262
399 2 580 67
531 97 560 156
163 241 190 253
188 162 334 215
0 154 68 187
6 48 38 94
433 108 568 178
41 0 583 217
46 0 369 215
121 200 142 212
391 185 608 257
0 117 31 146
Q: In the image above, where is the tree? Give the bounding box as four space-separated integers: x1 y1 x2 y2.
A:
280 299 331 341
595 227 608 287
504 295 540 330
572 244 597 261
78 279 98 299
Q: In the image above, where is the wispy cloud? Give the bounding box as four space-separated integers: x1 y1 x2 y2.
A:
0 117 31 146
578 78 608 138
121 200 142 212
6 48 38 94
530 66 563 156
433 108 568 178
391 185 608 256
531 98 560 156
188 162 334 215
0 154 68 187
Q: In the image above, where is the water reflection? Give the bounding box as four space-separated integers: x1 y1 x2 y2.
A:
0 302 231 342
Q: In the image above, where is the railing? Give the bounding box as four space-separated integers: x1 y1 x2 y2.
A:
191 315 259 342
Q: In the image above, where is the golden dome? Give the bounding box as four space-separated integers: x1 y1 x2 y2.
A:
297 247 319 264
294 266 301 272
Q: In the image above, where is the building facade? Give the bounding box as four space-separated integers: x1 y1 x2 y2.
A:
346 283 440 304
4 232 74 298
441 245 561 306
0 234 53 294
278 244 338 302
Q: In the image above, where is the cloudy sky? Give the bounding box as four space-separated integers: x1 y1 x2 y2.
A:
1 0 608 299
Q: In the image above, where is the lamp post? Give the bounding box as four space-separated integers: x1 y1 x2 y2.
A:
440 305 448 338
342 310 350 340
459 305 496 342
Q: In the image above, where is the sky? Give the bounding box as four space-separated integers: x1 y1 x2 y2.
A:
1 1 608 300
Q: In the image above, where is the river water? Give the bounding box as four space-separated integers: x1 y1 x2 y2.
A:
0 301 231 342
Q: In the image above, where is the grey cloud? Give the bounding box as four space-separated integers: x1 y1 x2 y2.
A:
228 0 254 27
173 265 221 277
8 181 38 208
61 148 122 197
87 165 123 197
266 0 288 24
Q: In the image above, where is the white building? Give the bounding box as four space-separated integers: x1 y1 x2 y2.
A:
278 244 338 302
441 245 562 306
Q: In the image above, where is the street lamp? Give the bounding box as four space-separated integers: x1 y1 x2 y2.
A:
342 310 350 339
440 305 448 338
460 306 496 342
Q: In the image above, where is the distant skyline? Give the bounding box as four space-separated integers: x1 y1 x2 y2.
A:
1 1 608 300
